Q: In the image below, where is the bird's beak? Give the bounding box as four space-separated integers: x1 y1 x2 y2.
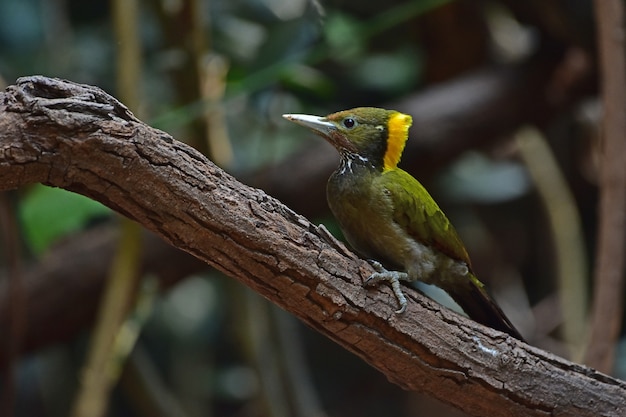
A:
282 114 336 137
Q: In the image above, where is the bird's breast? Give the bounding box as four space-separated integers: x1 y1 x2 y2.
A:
326 168 413 269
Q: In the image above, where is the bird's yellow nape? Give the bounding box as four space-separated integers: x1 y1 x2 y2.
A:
383 112 412 171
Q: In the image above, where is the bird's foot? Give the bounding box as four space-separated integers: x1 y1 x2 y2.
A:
365 261 409 314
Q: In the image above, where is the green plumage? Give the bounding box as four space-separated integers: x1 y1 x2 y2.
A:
283 107 522 339
380 168 470 267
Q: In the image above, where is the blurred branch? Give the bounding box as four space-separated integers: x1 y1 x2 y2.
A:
201 55 232 167
584 0 626 373
151 0 210 152
272 306 327 417
189 0 233 167
0 193 24 417
0 76 21 417
238 290 327 417
121 344 191 417
0 225 206 366
70 0 144 415
241 288 290 417
0 76 624 417
516 127 588 359
71 220 142 417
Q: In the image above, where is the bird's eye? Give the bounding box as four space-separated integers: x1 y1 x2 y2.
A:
342 118 356 129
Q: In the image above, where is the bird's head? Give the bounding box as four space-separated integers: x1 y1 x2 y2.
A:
283 107 412 171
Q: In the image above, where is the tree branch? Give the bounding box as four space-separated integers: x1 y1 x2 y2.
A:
584 0 626 373
1 76 624 417
0 51 596 360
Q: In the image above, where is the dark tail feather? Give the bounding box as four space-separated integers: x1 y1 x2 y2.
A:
444 273 524 341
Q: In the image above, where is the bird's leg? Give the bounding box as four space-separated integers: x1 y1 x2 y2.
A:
365 260 410 314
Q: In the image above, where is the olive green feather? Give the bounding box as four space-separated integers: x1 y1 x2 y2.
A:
376 168 471 268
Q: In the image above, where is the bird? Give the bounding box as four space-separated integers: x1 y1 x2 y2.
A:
283 107 523 339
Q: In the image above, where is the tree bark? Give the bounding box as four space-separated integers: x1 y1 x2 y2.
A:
1 76 624 417
583 0 626 373
0 50 596 361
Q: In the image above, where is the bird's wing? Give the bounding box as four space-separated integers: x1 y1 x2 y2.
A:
377 168 472 267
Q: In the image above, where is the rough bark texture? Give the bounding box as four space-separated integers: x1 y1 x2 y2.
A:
1 76 624 417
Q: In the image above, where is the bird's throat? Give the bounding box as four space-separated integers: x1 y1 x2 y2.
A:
337 152 376 176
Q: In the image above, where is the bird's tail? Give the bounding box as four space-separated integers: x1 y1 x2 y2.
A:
443 273 524 340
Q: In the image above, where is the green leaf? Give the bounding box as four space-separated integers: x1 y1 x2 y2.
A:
19 185 111 254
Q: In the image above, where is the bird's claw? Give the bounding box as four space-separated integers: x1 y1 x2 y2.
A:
368 260 386 274
365 260 409 314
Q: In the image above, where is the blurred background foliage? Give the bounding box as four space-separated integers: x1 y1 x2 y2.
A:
0 0 618 416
